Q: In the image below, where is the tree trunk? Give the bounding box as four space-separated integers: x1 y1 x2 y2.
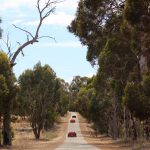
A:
32 123 42 139
144 120 150 140
112 94 118 140
112 107 118 140
131 116 137 141
0 113 2 146
33 128 41 139
123 106 127 140
3 110 11 145
137 56 142 82
132 123 137 140
37 127 41 139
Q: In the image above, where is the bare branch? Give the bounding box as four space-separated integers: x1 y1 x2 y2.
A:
10 0 63 66
10 38 39 66
43 6 56 19
41 0 52 14
36 0 42 19
13 24 34 38
2 34 13 59
34 0 62 38
21 50 24 57
38 36 56 42
16 42 21 46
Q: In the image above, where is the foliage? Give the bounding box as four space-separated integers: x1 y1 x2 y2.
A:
53 78 69 116
18 62 68 139
0 75 8 112
69 76 89 111
0 51 16 145
124 0 144 25
124 82 150 120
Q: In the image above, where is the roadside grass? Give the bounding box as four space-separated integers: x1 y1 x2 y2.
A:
41 125 60 140
0 113 70 150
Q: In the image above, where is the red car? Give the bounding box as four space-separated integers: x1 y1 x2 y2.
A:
70 119 75 123
72 115 76 118
67 131 77 137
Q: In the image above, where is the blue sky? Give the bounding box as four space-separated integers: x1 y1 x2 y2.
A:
0 0 97 82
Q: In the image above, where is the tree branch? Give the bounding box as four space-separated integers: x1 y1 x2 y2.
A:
38 36 56 42
10 0 62 66
3 34 13 59
10 38 39 66
13 24 34 38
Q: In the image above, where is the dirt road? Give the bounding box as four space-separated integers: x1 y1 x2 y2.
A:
55 112 99 150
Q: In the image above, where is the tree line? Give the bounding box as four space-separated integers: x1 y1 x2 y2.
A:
68 0 150 141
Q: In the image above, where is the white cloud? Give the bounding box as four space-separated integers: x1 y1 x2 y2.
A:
85 73 96 78
2 0 77 26
58 0 79 10
65 77 73 84
11 19 23 24
0 0 78 11
0 0 36 11
37 41 82 48
0 0 20 10
45 12 74 26
21 11 74 26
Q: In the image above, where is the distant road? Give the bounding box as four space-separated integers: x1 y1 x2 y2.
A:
55 112 100 150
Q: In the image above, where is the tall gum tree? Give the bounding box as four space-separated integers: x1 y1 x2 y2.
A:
0 51 16 145
124 0 150 140
18 62 57 139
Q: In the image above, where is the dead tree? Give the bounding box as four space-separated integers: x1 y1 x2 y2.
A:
8 0 61 66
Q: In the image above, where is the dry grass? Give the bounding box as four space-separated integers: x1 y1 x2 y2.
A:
78 113 150 150
0 112 70 150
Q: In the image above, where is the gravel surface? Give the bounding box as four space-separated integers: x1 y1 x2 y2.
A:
55 112 100 150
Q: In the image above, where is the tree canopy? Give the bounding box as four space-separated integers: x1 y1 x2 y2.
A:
18 62 68 139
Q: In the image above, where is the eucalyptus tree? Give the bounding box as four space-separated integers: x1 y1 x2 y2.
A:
76 77 95 118
0 52 9 146
123 0 150 140
0 51 16 145
69 76 89 111
54 78 69 116
19 62 57 139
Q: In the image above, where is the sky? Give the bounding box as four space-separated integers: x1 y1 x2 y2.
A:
0 0 97 83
